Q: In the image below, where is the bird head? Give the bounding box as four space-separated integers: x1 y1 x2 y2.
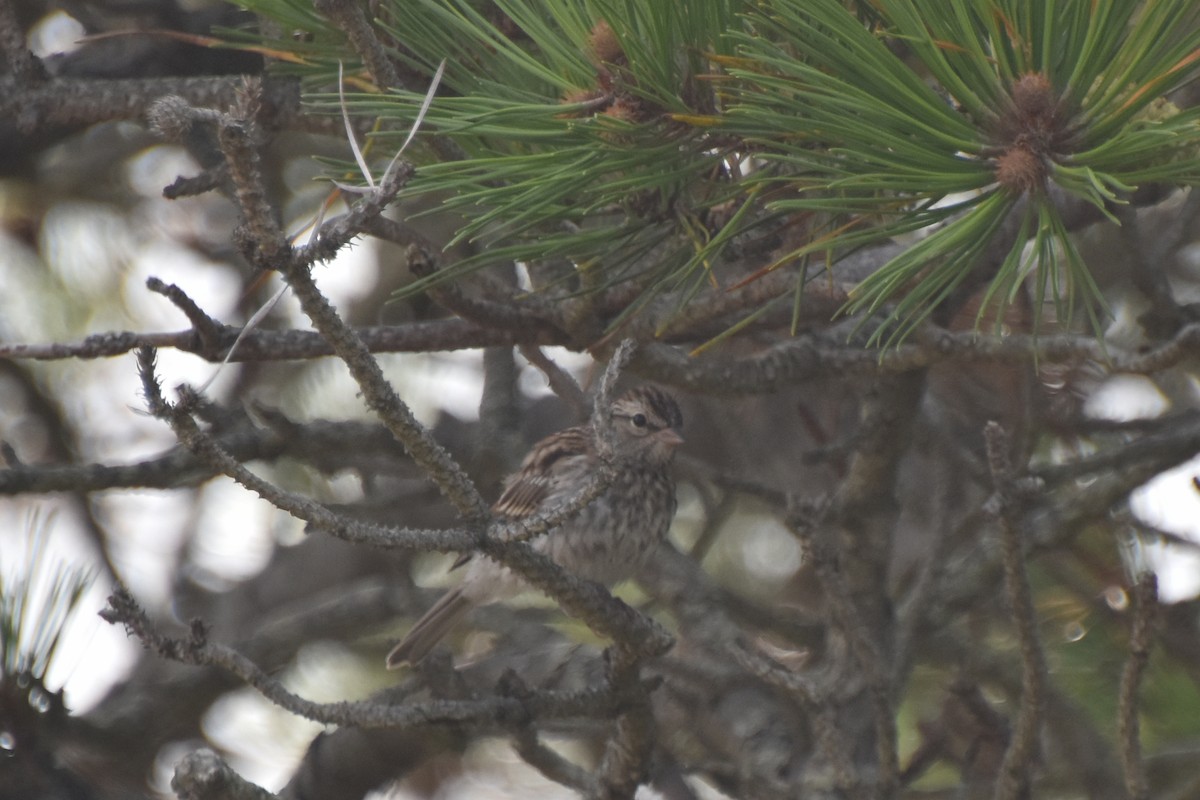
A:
610 387 684 465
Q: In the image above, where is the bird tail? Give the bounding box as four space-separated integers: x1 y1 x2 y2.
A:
386 587 474 668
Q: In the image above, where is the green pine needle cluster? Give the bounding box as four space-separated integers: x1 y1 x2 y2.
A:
233 0 1200 345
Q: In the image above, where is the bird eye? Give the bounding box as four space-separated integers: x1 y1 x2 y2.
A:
631 413 648 428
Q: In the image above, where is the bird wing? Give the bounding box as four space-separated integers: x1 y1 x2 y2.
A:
492 426 592 519
450 425 593 572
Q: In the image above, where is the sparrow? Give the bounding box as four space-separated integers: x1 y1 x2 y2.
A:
387 386 683 666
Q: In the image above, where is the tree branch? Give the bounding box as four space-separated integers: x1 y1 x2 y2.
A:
1118 572 1159 800
135 347 475 552
985 422 1046 800
101 585 636 729
271 214 490 522
171 749 277 800
0 319 557 362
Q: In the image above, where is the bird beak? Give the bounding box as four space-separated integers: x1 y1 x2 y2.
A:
656 428 684 448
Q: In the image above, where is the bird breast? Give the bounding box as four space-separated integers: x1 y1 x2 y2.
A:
536 465 676 585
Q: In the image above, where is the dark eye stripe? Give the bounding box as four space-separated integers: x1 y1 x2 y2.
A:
640 387 683 430
613 387 682 432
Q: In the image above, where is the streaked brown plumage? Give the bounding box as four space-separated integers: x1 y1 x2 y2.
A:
386 386 683 667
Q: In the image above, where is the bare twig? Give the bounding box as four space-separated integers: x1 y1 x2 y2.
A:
309 0 469 163
728 641 821 708
1115 324 1200 373
791 373 921 798
497 657 603 792
301 163 414 265
278 241 490 522
592 338 637 461
146 278 226 348
1 73 314 136
468 349 673 657
0 319 556 362
313 0 402 91
590 636 662 800
356 211 438 253
163 169 227 199
787 501 899 798
594 693 656 800
1118 572 1159 800
1033 411 1200 486
401 250 566 335
216 84 291 266
171 749 277 800
518 345 589 418
730 643 859 795
0 0 46 83
135 347 474 553
8 306 1200 389
100 585 633 729
633 323 1200 395
477 345 523 466
512 726 599 795
985 421 1046 800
